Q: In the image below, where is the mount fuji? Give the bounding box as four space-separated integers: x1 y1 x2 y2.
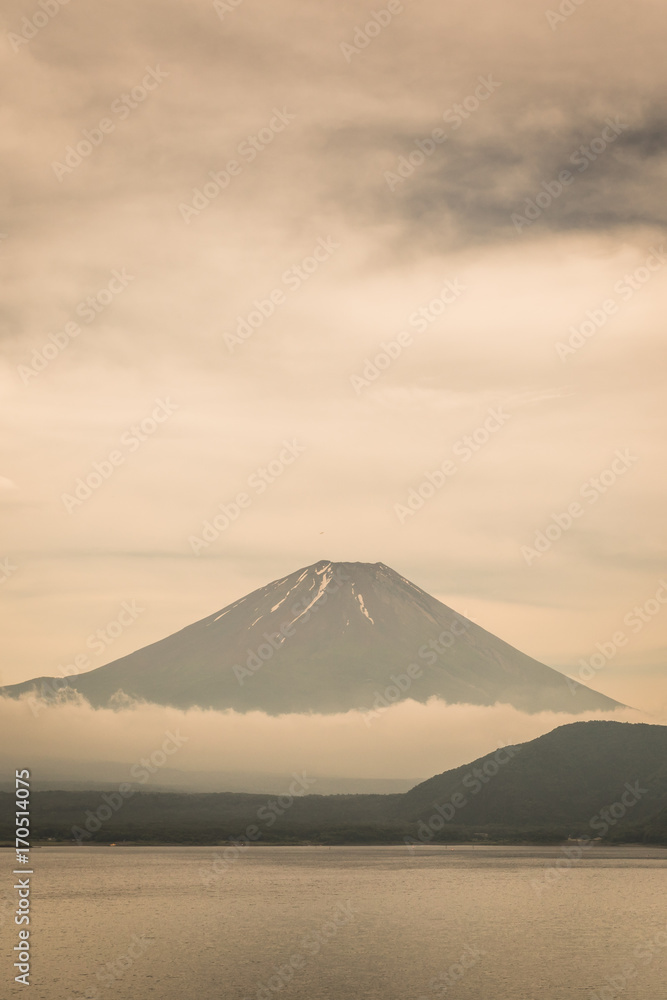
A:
1 560 625 714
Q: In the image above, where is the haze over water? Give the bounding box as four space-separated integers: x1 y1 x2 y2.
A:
24 846 667 1000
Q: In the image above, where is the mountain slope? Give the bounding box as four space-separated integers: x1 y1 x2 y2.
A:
395 720 667 829
1 560 624 714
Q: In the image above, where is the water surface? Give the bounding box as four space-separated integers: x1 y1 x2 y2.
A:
12 845 667 999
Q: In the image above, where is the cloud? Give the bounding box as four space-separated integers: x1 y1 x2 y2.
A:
0 693 648 791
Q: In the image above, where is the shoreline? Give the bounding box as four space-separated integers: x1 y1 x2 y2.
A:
3 840 666 850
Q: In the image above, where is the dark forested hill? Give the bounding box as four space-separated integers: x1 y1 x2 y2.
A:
4 722 665 845
397 720 667 830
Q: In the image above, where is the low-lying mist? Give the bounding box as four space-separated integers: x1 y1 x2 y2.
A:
0 692 645 794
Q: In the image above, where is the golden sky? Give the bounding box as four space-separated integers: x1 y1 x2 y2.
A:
1 0 665 729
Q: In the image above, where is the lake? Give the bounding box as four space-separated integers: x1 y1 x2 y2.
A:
15 845 667 999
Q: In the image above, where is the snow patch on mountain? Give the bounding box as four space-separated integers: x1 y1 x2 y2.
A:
286 566 333 629
356 592 374 624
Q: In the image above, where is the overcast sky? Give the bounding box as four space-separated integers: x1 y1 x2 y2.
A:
1 0 665 740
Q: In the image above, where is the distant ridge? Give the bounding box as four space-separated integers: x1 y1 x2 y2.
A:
6 722 666 845
1 560 625 714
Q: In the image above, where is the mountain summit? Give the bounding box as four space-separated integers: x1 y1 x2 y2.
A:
2 560 624 714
